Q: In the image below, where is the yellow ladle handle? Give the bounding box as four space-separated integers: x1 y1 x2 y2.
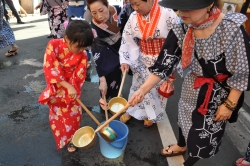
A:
76 98 102 126
117 72 127 97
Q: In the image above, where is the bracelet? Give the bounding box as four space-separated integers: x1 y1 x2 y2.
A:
223 101 236 111
225 98 238 107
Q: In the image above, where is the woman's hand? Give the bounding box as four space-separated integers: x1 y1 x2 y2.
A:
121 63 129 73
128 89 145 106
67 85 77 99
214 104 233 121
99 77 107 97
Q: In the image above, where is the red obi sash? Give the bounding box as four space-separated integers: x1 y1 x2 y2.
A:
140 38 165 55
194 74 229 115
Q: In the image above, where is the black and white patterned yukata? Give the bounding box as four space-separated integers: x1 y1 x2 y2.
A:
245 142 250 162
149 13 250 158
0 2 15 49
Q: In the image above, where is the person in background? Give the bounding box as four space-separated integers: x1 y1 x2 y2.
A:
86 0 124 110
0 0 19 57
235 142 250 166
119 0 177 127
35 0 67 39
129 0 250 165
5 0 24 23
38 19 94 152
12 0 28 17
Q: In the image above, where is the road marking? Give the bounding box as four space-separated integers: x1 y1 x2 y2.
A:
157 111 184 166
23 69 44 79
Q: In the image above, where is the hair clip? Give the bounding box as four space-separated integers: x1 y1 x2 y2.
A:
71 17 85 21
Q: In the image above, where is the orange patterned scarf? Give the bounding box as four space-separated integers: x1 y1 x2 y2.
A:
137 0 161 40
182 7 221 69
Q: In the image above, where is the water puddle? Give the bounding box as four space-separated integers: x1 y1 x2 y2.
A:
7 104 48 123
0 60 17 69
24 81 46 93
88 105 101 113
85 69 99 83
8 106 31 123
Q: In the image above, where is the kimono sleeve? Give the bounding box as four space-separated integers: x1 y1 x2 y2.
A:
119 15 140 69
149 29 181 80
43 40 65 84
225 26 250 91
71 54 88 93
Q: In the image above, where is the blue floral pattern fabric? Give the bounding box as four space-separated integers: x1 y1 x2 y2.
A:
0 4 15 48
245 142 250 162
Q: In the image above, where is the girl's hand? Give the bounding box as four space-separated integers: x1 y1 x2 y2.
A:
128 89 144 106
99 80 107 97
67 85 77 99
120 63 129 73
214 104 233 121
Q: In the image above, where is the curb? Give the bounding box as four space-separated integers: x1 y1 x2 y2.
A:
238 107 250 133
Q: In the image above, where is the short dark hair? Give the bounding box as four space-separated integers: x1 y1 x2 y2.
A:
86 0 109 10
65 20 94 48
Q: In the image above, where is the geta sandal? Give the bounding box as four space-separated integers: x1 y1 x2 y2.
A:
67 142 78 153
5 48 18 57
144 119 153 128
160 144 186 157
120 114 131 123
235 158 250 166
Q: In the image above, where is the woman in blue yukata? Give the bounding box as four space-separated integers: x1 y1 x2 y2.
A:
86 0 123 109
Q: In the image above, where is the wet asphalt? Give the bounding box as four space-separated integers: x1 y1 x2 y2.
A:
0 14 248 166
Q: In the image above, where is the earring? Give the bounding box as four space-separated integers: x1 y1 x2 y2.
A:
207 7 211 13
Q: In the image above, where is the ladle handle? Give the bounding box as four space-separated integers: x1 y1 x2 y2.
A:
103 96 109 121
76 98 102 126
95 103 130 133
117 72 127 97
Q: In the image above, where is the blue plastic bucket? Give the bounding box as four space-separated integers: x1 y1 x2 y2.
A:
97 120 129 159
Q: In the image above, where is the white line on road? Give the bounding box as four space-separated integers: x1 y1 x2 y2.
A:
157 111 184 166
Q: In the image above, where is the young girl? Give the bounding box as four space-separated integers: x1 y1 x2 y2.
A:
38 20 94 152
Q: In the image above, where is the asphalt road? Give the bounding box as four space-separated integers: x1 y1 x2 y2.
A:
0 14 249 166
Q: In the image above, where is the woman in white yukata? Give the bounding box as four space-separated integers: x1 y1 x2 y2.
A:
119 0 177 127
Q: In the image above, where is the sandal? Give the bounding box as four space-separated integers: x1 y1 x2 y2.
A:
160 144 186 157
120 114 131 123
144 119 153 128
67 142 78 153
5 48 18 57
235 158 250 166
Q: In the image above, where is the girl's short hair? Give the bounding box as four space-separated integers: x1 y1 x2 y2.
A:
65 20 94 48
86 0 109 10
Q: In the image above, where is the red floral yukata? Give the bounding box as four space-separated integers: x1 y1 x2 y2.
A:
38 39 87 150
